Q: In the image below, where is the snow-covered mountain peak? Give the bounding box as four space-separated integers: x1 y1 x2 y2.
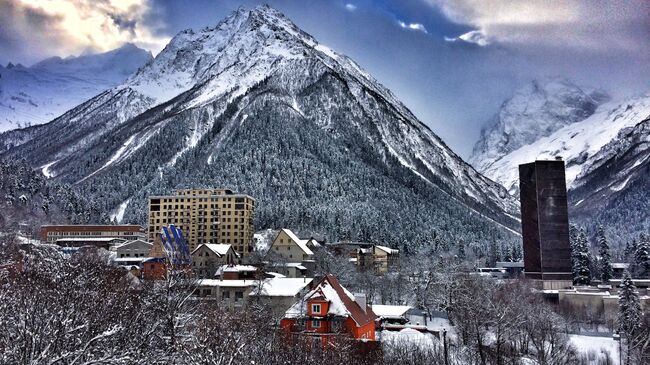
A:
0 44 152 131
122 5 388 112
470 77 610 172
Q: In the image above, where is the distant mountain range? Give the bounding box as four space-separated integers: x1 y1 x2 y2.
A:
472 79 650 243
0 44 152 132
0 5 520 251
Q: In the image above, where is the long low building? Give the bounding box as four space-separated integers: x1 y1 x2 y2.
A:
40 225 146 243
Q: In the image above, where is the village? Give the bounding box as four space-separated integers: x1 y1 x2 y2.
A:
1 160 646 364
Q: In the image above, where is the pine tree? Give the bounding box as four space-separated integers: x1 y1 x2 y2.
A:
618 270 642 364
572 229 591 285
458 239 466 260
597 225 613 282
634 233 650 278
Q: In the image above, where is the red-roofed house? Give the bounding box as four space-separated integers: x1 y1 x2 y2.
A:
280 274 377 343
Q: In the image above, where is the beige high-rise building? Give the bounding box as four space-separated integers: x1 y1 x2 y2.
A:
148 189 255 256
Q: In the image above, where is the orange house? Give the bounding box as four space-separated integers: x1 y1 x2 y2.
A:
280 274 377 342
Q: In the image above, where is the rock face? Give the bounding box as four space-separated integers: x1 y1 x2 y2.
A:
473 79 650 243
0 5 519 249
0 44 152 132
470 78 609 174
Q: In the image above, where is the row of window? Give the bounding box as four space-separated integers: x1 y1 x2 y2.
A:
119 253 146 258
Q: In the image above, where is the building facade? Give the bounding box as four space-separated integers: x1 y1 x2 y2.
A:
40 225 145 243
280 274 377 343
148 189 255 255
269 229 317 263
191 244 239 278
519 160 573 289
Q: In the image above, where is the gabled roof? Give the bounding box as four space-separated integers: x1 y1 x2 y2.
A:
280 229 313 256
306 238 322 248
192 243 237 257
285 274 376 326
115 239 153 250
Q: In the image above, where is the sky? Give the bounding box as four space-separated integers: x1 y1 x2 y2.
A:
1 0 649 158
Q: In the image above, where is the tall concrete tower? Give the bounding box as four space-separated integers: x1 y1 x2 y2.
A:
519 159 573 289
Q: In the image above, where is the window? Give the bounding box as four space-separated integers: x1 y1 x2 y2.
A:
312 304 321 314
222 291 230 299
235 291 243 301
311 320 321 328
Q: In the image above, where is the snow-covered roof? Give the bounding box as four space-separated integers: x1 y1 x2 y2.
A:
197 279 256 287
192 243 234 257
113 257 146 263
375 245 398 254
611 263 630 269
281 229 313 256
306 238 322 248
56 237 126 242
284 274 376 326
250 277 313 297
216 264 257 275
266 272 286 278
114 239 152 249
371 305 411 318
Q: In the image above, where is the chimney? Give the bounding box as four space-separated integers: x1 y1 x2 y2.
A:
354 293 367 313
555 155 563 161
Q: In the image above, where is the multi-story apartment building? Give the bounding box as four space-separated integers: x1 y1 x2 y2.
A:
40 225 146 243
148 189 255 255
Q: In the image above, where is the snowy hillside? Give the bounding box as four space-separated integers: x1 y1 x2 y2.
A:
470 78 609 173
0 5 519 249
478 95 650 193
0 44 152 132
475 90 650 241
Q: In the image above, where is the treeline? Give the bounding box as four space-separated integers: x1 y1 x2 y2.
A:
570 224 650 285
0 159 108 235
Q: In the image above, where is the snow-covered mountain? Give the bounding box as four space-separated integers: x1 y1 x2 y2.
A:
0 44 152 132
473 85 650 242
470 78 609 173
0 5 519 248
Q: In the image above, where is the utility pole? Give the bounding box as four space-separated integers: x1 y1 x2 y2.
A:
443 329 449 365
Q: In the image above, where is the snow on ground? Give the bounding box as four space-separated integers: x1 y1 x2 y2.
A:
610 176 632 192
380 328 440 349
40 160 60 178
569 334 619 364
110 199 130 223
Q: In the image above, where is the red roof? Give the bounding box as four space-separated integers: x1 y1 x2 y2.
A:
318 274 377 326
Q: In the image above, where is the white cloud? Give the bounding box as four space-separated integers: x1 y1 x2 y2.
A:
427 0 649 51
345 3 357 12
0 0 169 63
398 21 428 34
445 30 489 46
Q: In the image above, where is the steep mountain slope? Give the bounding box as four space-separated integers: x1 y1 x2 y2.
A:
0 6 518 250
475 91 650 242
470 78 609 173
0 159 107 237
0 44 152 132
